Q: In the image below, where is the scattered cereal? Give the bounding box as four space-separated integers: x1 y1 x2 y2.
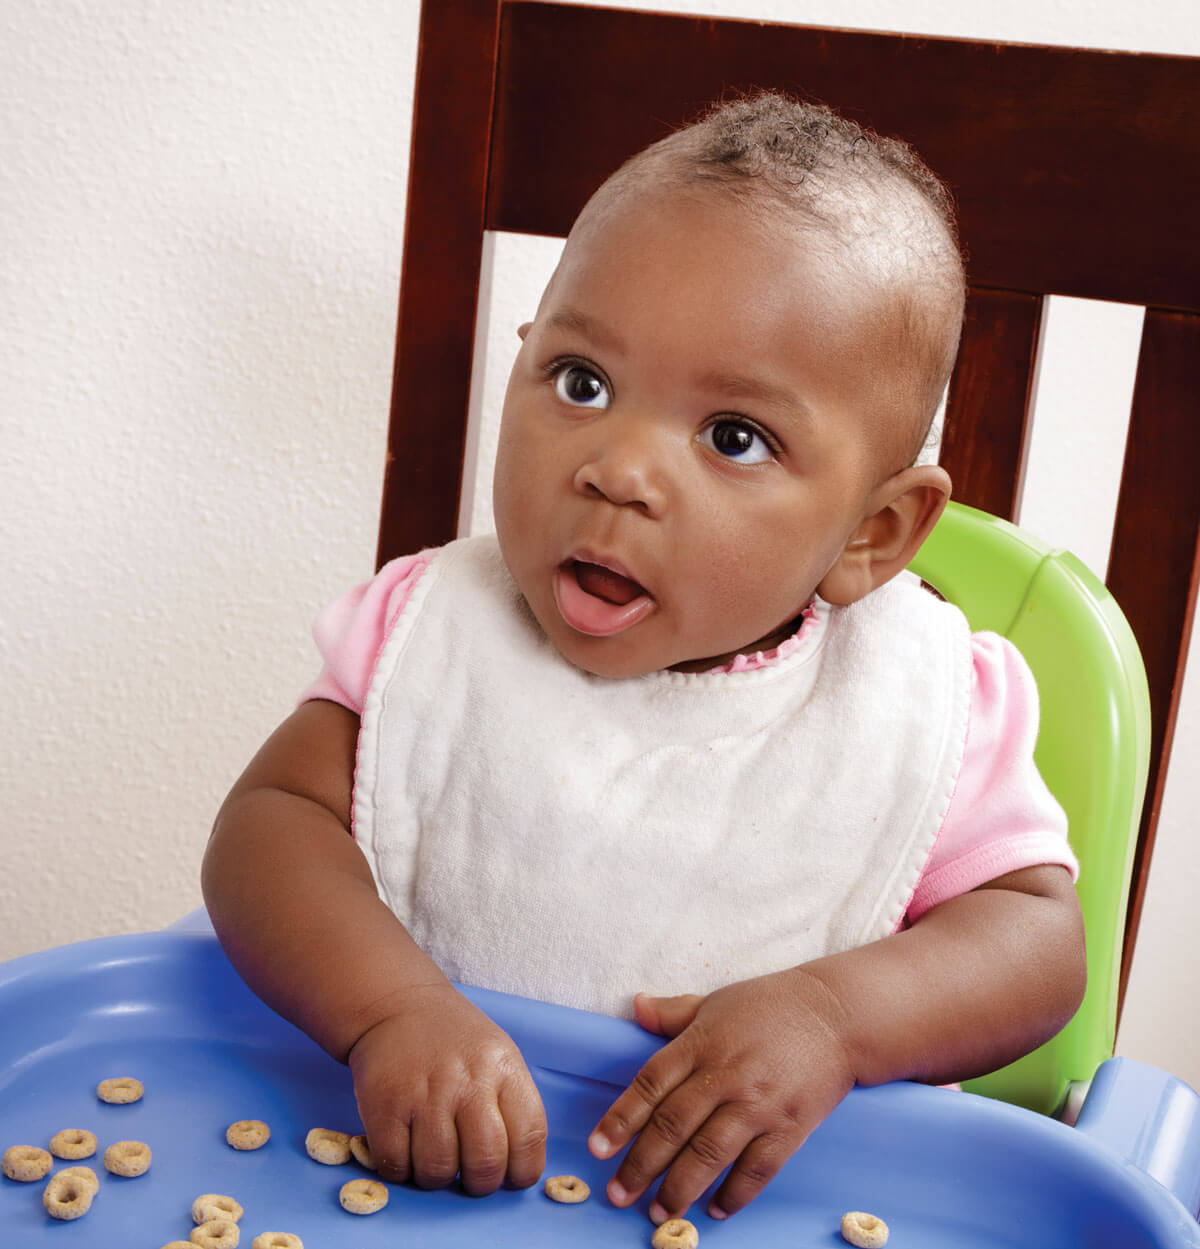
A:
191 1219 240 1247
162 1242 196 1249
49 1128 97 1160
42 1171 95 1220
841 1210 889 1248
251 1235 304 1249
103 1139 151 1177
349 1133 376 1170
225 1120 270 1150
96 1076 144 1104
2 1144 52 1182
339 1177 388 1214
192 1193 244 1224
544 1174 590 1203
305 1128 351 1165
652 1217 700 1249
57 1165 99 1195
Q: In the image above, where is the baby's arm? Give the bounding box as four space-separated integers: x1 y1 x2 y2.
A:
202 698 547 1193
590 864 1084 1222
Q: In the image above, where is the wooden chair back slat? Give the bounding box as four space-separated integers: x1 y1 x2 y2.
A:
377 0 503 567
1108 308 1200 997
941 288 1043 522
487 4 1200 309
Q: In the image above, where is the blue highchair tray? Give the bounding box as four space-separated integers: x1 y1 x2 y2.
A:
2 930 1199 1247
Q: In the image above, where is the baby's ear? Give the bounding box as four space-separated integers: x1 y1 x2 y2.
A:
818 465 951 606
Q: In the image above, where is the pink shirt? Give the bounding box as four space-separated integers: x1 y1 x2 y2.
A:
301 551 1077 925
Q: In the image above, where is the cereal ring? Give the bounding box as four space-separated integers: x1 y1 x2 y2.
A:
103 1139 151 1177
49 1128 97 1160
2 1144 53 1181
652 1217 700 1249
306 1128 351 1165
251 1235 304 1249
192 1193 244 1224
57 1165 99 1194
225 1120 270 1150
544 1174 590 1203
97 1076 144 1104
841 1211 889 1248
42 1171 95 1220
191 1220 240 1248
349 1133 376 1170
161 1243 196 1248
339 1177 388 1214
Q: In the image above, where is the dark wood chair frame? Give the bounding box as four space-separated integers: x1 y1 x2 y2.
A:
378 0 1200 1011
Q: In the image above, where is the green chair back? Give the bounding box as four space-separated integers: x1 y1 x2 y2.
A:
909 501 1152 1113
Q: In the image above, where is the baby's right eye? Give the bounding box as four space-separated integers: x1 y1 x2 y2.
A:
553 363 611 410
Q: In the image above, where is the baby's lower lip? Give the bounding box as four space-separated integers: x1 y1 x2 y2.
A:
553 561 655 637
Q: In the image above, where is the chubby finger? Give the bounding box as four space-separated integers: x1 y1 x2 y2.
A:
409 1104 461 1189
456 1097 510 1196
634 993 705 1038
644 1107 761 1222
603 1071 722 1208
590 1042 693 1163
498 1074 548 1189
363 1115 412 1185
707 1129 798 1219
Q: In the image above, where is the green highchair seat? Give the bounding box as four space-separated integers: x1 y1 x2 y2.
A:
908 501 1152 1114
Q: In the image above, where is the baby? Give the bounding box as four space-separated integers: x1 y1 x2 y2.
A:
204 93 1085 1225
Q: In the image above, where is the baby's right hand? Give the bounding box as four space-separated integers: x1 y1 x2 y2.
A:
347 983 547 1195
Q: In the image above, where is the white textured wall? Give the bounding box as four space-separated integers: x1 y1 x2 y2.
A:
2 1 1195 1086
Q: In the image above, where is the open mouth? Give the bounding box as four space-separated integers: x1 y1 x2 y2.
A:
553 558 656 637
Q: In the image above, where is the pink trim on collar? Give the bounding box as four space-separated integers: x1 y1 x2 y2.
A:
705 602 821 675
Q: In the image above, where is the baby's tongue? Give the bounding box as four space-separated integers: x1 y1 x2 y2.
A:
575 561 644 605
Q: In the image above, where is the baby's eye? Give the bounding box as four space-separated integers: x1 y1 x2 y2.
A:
553 363 611 409
699 419 775 464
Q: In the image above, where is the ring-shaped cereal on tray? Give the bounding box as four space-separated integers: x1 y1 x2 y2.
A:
544 1174 590 1203
192 1192 244 1224
339 1177 389 1214
49 1128 97 1159
651 1217 700 1249
348 1132 376 1170
42 1170 96 1220
103 1139 152 1177
190 1217 240 1248
305 1127 351 1165
96 1076 144 1104
251 1234 304 1249
2 1144 53 1182
57 1165 99 1195
225 1119 270 1150
840 1210 890 1247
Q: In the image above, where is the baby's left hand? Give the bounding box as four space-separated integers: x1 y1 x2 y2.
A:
589 971 856 1222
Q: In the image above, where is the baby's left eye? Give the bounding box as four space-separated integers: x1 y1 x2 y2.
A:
699 419 775 464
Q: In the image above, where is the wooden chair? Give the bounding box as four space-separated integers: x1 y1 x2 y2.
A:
377 0 1200 1099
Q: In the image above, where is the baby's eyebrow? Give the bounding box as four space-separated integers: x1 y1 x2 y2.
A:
542 308 627 356
698 369 809 418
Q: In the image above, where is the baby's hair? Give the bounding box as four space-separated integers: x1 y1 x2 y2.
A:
582 92 967 465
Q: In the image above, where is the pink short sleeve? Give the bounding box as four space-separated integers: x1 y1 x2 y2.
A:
297 550 436 715
905 631 1078 923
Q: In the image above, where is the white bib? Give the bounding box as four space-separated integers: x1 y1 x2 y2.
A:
354 535 972 1016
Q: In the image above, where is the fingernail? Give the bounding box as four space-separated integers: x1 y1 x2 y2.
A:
607 1179 630 1206
708 1202 728 1221
588 1131 612 1157
649 1201 668 1224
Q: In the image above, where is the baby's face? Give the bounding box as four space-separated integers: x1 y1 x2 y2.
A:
493 188 904 678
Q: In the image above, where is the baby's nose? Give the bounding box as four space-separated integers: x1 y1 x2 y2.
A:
572 429 669 517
